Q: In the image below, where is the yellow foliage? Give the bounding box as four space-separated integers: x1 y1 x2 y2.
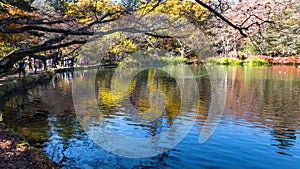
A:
138 0 209 21
0 2 37 17
77 0 94 6
0 1 38 57
65 0 123 23
111 39 137 54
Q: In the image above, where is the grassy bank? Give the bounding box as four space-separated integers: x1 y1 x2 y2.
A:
120 56 187 67
206 57 269 66
206 55 300 66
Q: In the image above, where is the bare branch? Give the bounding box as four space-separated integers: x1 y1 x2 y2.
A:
195 0 248 37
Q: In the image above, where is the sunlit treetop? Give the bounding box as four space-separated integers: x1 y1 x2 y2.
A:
138 0 210 24
0 1 38 56
0 1 37 17
0 0 34 12
65 0 124 22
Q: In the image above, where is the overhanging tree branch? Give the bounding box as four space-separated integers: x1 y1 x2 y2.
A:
195 0 248 37
0 39 87 70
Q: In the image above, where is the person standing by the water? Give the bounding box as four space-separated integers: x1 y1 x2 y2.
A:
68 57 74 68
28 57 33 72
73 57 77 67
85 56 88 66
43 59 49 71
80 58 85 66
17 59 26 77
47 59 52 69
60 57 64 67
52 57 57 68
39 60 43 71
63 56 69 67
34 59 39 74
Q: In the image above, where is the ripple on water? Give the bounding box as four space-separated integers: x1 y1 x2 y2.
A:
1 67 300 168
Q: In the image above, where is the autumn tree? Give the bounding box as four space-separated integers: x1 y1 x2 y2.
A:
1 0 289 72
203 0 300 57
0 0 210 71
0 0 125 71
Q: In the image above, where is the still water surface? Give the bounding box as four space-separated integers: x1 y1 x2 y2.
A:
1 65 300 168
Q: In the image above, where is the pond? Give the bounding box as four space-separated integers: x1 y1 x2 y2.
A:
1 65 300 168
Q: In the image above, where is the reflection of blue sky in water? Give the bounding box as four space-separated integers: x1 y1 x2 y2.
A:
1 66 300 168
44 113 300 169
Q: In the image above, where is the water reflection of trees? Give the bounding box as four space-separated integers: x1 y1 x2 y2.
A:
96 67 210 138
0 73 80 146
4 66 299 161
96 68 180 136
0 86 50 145
225 66 300 149
271 127 296 149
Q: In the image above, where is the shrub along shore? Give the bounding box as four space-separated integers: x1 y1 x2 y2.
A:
206 55 300 66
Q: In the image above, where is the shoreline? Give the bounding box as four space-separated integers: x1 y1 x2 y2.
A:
0 63 299 168
0 71 59 168
0 72 54 101
0 65 112 168
0 123 60 168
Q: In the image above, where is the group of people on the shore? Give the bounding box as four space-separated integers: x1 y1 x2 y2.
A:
217 49 245 60
79 56 88 66
16 56 79 77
